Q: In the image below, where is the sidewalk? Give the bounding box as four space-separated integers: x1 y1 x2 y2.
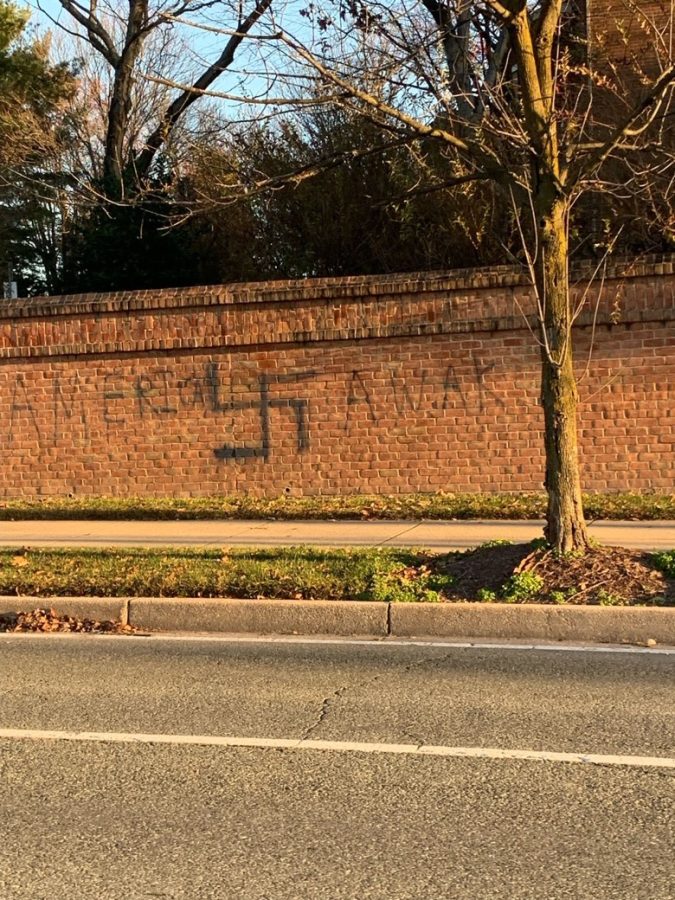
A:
1 519 673 550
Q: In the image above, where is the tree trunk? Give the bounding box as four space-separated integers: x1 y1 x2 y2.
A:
104 72 130 190
536 195 590 553
103 0 147 193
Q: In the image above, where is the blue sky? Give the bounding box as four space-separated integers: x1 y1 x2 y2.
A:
24 0 307 113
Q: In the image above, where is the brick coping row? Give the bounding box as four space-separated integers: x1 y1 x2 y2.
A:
2 255 674 321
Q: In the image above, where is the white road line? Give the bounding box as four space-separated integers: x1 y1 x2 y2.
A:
1 631 674 654
137 635 675 654
0 727 673 769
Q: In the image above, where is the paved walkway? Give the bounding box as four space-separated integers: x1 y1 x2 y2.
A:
1 519 673 550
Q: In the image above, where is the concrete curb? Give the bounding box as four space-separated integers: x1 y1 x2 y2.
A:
128 598 388 636
1 596 674 645
389 603 675 644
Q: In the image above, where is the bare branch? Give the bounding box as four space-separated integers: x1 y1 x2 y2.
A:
134 0 274 178
572 62 675 184
57 0 120 65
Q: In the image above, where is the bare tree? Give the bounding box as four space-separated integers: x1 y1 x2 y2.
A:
49 0 273 193
178 0 672 553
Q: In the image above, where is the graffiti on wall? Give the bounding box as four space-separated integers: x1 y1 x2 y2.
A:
208 365 318 460
4 358 506 461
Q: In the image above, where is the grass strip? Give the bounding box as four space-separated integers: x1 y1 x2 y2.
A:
0 546 673 605
0 491 673 521
0 547 451 603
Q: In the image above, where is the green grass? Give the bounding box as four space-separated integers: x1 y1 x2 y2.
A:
0 491 672 521
652 550 675 579
1 545 672 605
0 547 451 603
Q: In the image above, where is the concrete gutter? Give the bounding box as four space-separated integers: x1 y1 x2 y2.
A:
1 596 673 646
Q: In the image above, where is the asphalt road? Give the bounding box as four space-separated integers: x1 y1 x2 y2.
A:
0 635 673 899
2 518 674 550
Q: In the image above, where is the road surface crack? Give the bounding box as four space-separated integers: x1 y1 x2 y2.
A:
300 650 454 742
300 669 388 741
301 686 349 740
403 729 426 749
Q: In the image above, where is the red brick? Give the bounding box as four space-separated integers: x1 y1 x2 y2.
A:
0 259 672 497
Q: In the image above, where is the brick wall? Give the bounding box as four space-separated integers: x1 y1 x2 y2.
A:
586 0 669 74
585 0 672 127
0 259 673 498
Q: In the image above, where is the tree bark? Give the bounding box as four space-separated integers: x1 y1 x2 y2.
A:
103 0 147 192
536 194 590 553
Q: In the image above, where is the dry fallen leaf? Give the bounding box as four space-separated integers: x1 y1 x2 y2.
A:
0 608 137 635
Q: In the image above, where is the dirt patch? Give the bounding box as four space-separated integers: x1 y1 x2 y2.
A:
434 543 673 605
436 543 534 599
0 608 136 634
526 546 672 605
